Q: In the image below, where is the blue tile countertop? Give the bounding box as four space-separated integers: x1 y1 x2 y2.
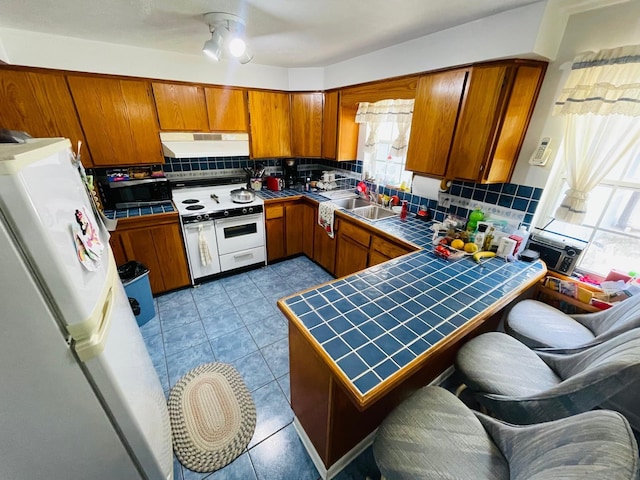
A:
275 194 547 406
103 201 176 220
281 250 545 404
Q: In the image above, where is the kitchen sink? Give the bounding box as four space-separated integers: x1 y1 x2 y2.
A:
330 197 371 210
350 204 397 221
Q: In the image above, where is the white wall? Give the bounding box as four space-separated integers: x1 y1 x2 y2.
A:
511 0 640 188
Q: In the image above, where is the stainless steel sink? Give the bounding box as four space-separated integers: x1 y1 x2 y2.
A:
330 197 371 209
350 205 397 221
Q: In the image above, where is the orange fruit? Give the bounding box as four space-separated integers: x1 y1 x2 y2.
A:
464 242 479 253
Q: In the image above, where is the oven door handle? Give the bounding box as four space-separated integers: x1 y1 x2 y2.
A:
183 221 214 229
215 213 263 226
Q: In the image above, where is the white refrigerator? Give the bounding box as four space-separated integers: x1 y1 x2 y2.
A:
0 139 173 480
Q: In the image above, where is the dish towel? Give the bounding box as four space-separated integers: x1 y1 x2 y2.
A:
198 224 213 267
318 201 338 238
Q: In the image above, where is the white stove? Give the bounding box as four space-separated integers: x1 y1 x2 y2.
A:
171 180 266 283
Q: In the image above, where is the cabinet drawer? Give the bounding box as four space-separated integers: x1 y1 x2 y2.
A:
266 205 284 220
340 220 370 248
371 236 412 259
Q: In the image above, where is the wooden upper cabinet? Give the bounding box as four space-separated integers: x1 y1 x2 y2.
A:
204 87 248 132
485 64 546 183
445 61 546 183
0 69 94 166
405 69 468 177
322 91 338 159
247 90 291 158
67 76 163 166
152 82 208 131
290 92 323 158
446 65 508 181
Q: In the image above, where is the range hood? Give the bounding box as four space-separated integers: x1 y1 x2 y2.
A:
160 132 249 158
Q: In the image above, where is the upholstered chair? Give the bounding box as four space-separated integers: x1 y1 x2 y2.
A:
373 386 639 480
505 295 640 350
454 328 640 429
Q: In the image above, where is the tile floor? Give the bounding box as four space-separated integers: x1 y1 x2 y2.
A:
140 255 382 480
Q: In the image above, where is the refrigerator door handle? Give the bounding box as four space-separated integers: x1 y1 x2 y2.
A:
72 258 116 361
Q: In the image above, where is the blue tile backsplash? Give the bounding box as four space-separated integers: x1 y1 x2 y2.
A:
162 155 542 229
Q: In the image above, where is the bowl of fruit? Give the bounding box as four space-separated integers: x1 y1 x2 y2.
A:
434 237 479 260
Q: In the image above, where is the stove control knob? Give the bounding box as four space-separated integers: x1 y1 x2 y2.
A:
248 207 254 213
224 210 230 217
242 208 248 214
203 214 210 220
566 248 577 257
196 215 202 221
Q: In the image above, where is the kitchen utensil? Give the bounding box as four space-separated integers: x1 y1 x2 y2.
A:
230 188 256 203
210 193 219 203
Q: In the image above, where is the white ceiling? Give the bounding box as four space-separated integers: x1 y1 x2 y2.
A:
0 0 546 67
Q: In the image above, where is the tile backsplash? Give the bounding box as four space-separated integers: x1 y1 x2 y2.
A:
162 156 542 229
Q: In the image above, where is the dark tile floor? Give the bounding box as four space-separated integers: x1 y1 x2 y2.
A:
140 256 382 480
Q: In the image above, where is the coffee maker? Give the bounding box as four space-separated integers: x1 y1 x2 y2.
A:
283 158 298 189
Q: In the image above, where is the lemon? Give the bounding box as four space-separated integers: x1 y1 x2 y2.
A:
451 239 465 250
464 242 479 253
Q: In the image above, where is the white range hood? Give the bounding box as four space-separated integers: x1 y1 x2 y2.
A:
160 132 250 158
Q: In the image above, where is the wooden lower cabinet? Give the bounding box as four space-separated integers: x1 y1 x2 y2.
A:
313 218 337 275
335 219 371 278
302 203 315 258
285 202 305 256
265 204 286 262
109 214 190 295
368 235 414 267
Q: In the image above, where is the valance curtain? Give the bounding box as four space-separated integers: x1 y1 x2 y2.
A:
553 44 640 224
355 99 414 155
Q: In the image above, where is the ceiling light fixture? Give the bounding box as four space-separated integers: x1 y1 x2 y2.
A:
203 12 253 64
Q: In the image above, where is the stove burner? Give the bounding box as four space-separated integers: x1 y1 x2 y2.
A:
181 199 200 204
185 204 205 211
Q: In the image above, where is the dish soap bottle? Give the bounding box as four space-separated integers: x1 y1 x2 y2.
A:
400 200 408 221
467 206 485 232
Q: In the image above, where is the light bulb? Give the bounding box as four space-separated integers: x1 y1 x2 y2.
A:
228 37 247 57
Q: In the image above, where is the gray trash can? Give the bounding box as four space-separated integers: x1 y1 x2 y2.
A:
118 261 154 327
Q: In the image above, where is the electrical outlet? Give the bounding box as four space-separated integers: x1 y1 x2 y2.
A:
438 192 451 208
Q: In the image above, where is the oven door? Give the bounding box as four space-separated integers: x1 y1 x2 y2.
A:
182 220 222 281
214 213 265 255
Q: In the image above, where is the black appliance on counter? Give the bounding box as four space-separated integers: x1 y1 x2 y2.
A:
283 158 298 189
95 165 171 209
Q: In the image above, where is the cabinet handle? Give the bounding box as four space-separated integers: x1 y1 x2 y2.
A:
234 252 254 260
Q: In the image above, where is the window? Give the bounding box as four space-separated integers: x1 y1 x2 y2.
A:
535 44 640 278
535 116 640 277
362 121 413 189
355 99 414 190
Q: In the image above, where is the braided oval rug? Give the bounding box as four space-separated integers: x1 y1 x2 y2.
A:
168 363 256 473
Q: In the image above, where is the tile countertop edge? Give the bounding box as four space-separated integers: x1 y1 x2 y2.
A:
277 260 547 411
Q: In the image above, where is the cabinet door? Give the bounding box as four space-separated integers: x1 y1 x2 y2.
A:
302 202 315 258
335 235 369 278
0 69 94 166
265 204 286 262
150 223 190 291
290 92 323 157
369 235 413 265
204 87 248 132
405 70 467 176
484 64 545 183
313 220 336 275
368 250 391 267
108 231 127 267
152 82 208 131
322 91 338 159
285 202 305 256
445 65 507 181
248 90 292 158
67 76 163 166
119 228 166 294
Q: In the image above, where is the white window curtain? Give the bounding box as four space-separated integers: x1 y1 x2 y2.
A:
553 44 640 224
355 99 414 155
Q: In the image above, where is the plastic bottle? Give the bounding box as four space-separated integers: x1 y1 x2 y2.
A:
400 200 408 220
474 223 487 250
467 206 485 232
515 226 529 253
482 227 495 252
